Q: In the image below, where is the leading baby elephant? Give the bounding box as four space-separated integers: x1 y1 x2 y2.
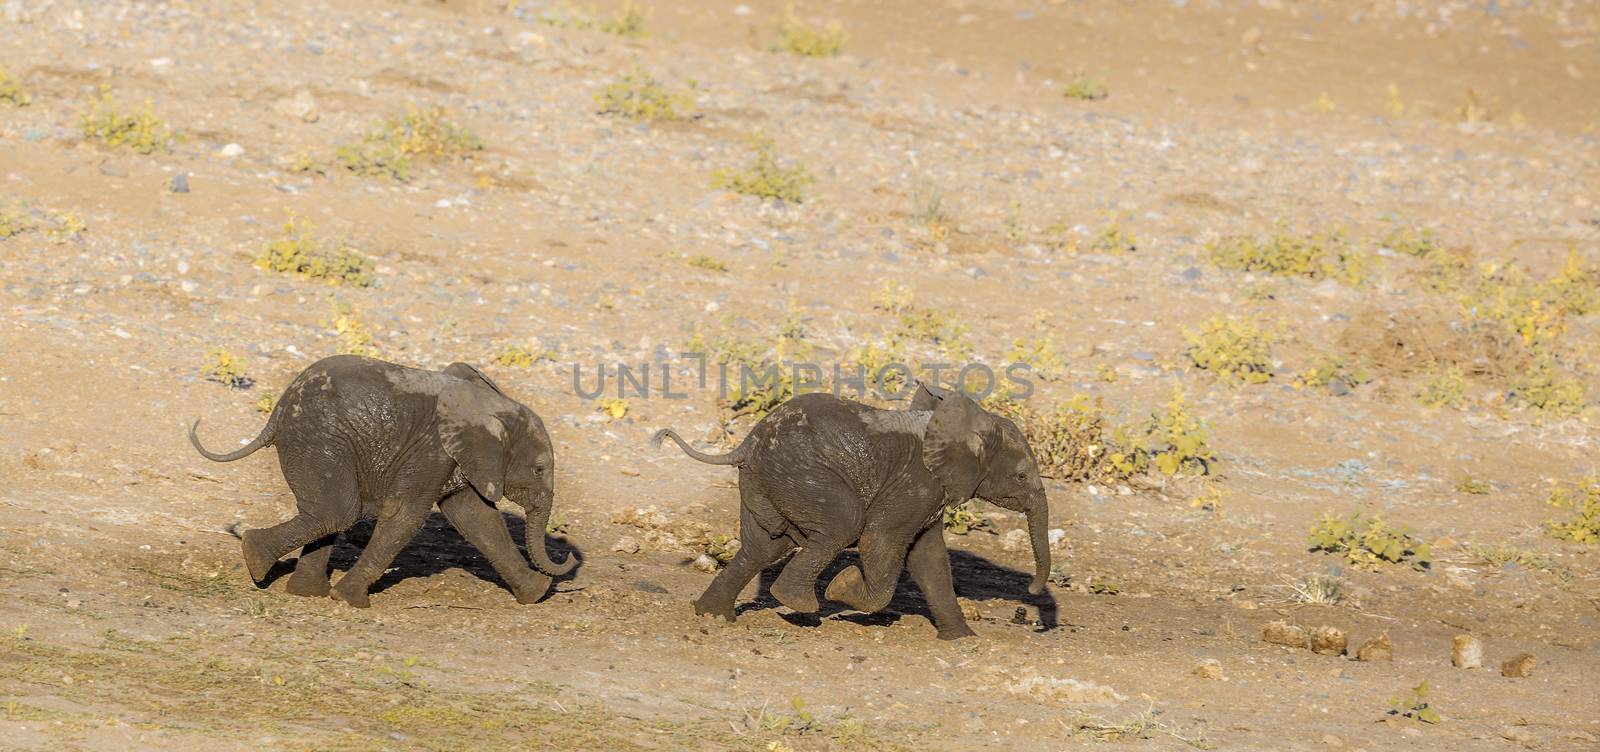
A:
655 385 1050 639
190 354 575 607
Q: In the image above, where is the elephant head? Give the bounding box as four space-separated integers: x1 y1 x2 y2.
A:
438 363 575 577
916 384 1051 595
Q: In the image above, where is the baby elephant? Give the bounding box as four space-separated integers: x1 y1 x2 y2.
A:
190 354 574 607
655 385 1050 639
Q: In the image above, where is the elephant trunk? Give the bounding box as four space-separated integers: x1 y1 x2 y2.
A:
520 494 576 576
1023 494 1051 595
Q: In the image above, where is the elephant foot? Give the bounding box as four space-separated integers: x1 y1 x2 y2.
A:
330 581 371 609
284 574 331 598
510 574 553 605
692 596 737 622
823 566 872 611
936 622 978 641
239 530 277 583
768 579 819 614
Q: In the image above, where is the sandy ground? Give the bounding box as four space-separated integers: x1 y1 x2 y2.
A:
2 0 1599 749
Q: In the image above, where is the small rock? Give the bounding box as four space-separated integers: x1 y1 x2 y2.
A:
272 89 320 123
1190 658 1224 680
1500 653 1537 678
1009 606 1028 625
1326 378 1350 397
1000 528 1029 553
610 536 640 554
1355 633 1393 662
1263 620 1309 649
958 598 982 621
1501 726 1535 743
1047 528 1067 547
1310 626 1347 656
218 143 245 158
691 553 720 573
169 174 189 193
1452 634 1483 669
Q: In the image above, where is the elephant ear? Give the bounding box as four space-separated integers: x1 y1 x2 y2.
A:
437 381 509 502
443 361 508 398
920 388 996 504
908 381 941 412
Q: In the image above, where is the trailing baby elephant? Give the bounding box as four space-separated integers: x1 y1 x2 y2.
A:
190 354 575 608
654 385 1051 640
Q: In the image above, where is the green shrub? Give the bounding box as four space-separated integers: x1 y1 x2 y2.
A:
81 88 173 154
776 5 847 57
1454 477 1492 495
1415 364 1467 408
1109 387 1216 477
1184 316 1275 385
0 204 34 239
1061 68 1108 101
686 254 728 272
1545 479 1600 544
711 139 812 202
1308 512 1431 570
1296 353 1371 390
1209 228 1370 284
985 394 1110 481
1377 225 1436 257
1006 335 1065 379
325 301 376 356
255 213 375 287
1510 357 1586 416
1090 212 1136 254
1389 681 1441 724
494 344 549 368
595 70 694 122
0 67 30 106
942 502 991 535
522 1 651 37
201 349 251 389
335 107 481 181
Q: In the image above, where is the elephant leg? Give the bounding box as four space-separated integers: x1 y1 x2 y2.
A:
241 480 359 583
331 497 431 609
904 526 975 640
768 531 852 614
694 500 792 621
284 534 338 597
438 489 552 605
824 528 911 614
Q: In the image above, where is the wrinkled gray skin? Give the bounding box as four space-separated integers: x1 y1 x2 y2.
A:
655 385 1050 640
190 354 574 608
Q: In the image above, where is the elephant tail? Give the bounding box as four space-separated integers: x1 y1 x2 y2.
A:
189 413 278 463
652 428 747 466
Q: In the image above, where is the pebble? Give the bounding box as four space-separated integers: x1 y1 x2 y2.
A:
170 173 190 193
1190 658 1224 680
218 143 245 158
1452 634 1483 669
1047 528 1066 547
1500 653 1536 678
1354 633 1392 662
1310 626 1347 656
691 553 719 573
1263 620 1309 649
272 89 320 123
610 536 640 554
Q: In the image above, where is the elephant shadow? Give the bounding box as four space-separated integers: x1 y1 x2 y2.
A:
266 512 582 602
741 548 1058 633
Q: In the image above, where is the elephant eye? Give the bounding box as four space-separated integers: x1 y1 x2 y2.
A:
534 465 545 476
1015 471 1028 482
